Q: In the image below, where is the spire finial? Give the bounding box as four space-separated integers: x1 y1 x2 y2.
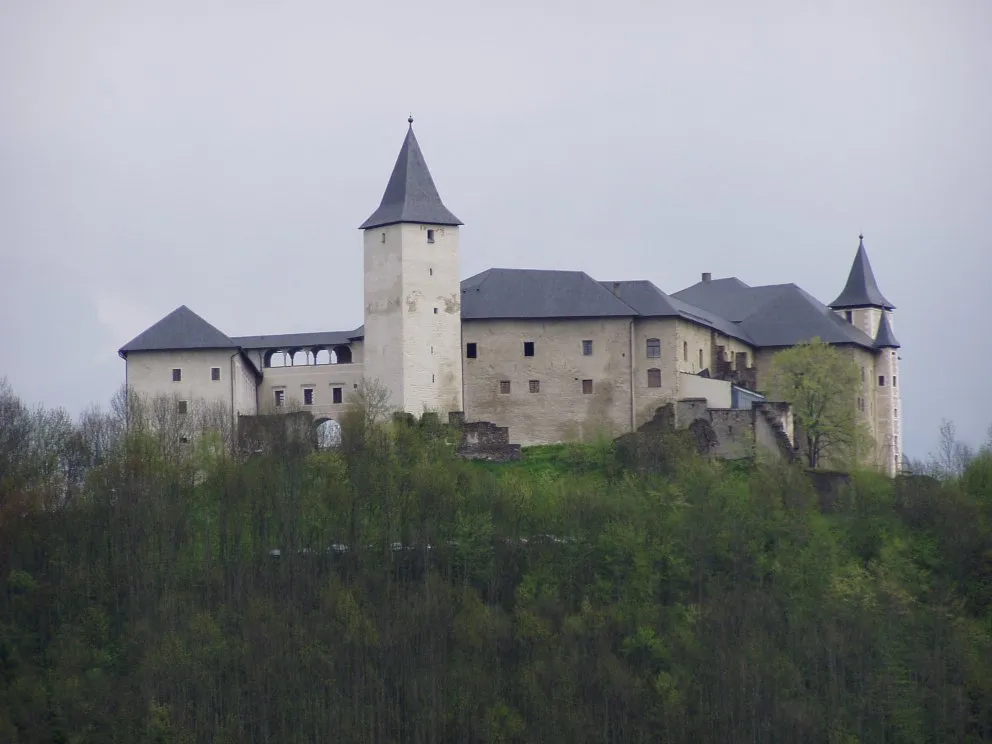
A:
859 233 864 243
408 114 414 126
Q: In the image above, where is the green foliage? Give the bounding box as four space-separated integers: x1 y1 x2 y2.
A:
766 338 868 469
1 383 991 742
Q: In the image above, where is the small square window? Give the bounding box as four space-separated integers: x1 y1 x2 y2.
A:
427 229 435 243
582 379 593 395
303 388 314 406
499 380 511 394
582 340 593 356
332 387 343 404
878 375 885 387
172 368 182 382
466 342 477 359
274 389 285 407
529 379 540 393
523 341 535 357
433 307 438 314
177 400 188 415
211 367 221 381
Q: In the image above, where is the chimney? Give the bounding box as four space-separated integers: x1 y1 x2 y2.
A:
702 272 712 283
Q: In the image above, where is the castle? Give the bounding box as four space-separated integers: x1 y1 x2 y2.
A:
119 120 903 474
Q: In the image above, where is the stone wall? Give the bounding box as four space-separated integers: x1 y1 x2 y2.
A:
448 412 522 461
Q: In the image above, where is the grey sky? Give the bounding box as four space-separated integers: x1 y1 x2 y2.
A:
2 0 990 458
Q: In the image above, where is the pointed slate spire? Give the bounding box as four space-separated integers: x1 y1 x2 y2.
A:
829 235 895 310
359 118 462 230
874 311 900 349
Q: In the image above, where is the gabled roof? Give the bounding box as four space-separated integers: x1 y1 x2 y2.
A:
118 305 236 358
673 280 878 349
874 311 900 348
461 268 636 320
601 280 752 343
232 327 364 350
829 236 895 310
359 120 462 230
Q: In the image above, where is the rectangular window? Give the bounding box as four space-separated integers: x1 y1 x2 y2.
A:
427 228 435 243
845 310 853 323
303 388 314 405
523 341 535 357
433 307 438 314
332 387 343 404
894 407 898 419
582 340 593 356
646 338 661 358
177 400 188 415
861 366 866 382
683 341 688 362
878 375 885 387
528 379 540 393
274 389 285 407
582 379 593 395
466 342 477 359
499 380 511 394
893 376 897 388
172 368 182 382
211 367 221 381
647 368 661 388
699 349 704 368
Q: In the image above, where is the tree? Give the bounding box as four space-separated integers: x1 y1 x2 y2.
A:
766 338 866 469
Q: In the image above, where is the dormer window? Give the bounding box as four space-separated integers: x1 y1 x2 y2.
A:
845 310 853 323
427 229 435 243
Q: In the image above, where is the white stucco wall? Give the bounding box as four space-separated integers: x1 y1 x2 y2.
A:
364 223 463 417
258 362 365 420
679 373 732 409
126 349 254 417
462 317 634 445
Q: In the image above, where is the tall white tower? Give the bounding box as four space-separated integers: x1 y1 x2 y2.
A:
829 235 901 475
359 118 464 418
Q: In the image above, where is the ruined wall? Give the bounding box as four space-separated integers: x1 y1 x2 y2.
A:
461 317 634 446
675 399 793 461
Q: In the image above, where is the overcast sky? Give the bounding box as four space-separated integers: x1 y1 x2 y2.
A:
2 0 990 458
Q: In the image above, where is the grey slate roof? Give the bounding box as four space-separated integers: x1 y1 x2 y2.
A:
461 268 637 320
829 236 895 309
874 312 900 348
232 327 364 350
600 280 753 343
359 122 462 230
118 305 236 357
673 280 878 349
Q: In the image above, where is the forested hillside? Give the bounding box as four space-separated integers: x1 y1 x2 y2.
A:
1 379 991 743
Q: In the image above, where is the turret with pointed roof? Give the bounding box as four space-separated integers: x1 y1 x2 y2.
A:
830 235 895 310
874 311 900 348
360 119 464 418
359 118 462 230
